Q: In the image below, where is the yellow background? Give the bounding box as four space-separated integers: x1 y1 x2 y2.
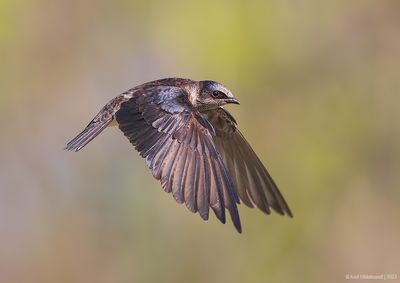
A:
1 1 399 282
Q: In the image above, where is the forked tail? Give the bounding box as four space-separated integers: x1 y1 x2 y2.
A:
65 118 113 152
65 95 130 152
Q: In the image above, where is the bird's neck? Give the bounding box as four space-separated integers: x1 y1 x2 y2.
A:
183 82 201 107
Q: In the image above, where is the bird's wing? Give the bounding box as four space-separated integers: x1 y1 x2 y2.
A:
203 107 292 217
115 86 242 232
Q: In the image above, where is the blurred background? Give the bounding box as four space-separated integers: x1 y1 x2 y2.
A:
1 0 399 282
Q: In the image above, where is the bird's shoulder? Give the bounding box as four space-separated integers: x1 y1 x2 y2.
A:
94 78 199 128
117 78 198 108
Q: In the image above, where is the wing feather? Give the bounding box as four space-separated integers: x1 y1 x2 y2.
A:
204 107 292 218
116 87 242 232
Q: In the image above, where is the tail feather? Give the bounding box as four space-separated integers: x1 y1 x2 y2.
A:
65 119 112 152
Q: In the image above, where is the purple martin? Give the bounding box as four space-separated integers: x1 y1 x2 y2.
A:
65 78 292 233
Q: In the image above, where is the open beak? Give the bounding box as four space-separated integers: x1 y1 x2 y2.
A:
225 98 240 105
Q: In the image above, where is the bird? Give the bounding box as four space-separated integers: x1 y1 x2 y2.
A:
65 78 292 233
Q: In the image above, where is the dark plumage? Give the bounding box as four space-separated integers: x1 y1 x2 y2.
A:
65 78 292 233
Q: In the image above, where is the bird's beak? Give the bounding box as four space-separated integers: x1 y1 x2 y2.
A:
225 98 240 105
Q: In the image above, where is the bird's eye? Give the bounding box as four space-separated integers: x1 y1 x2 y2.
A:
212 91 225 99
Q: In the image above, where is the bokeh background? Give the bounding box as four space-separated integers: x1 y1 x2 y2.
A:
1 1 399 282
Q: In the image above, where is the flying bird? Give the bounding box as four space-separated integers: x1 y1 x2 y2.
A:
65 78 292 232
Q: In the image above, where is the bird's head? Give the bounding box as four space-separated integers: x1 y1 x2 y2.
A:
196 80 240 111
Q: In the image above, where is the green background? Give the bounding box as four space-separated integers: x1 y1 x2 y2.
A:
1 1 399 282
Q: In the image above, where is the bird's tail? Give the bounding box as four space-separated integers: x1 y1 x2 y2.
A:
65 118 113 152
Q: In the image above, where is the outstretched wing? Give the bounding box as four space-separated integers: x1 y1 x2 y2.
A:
204 107 292 217
115 87 242 232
